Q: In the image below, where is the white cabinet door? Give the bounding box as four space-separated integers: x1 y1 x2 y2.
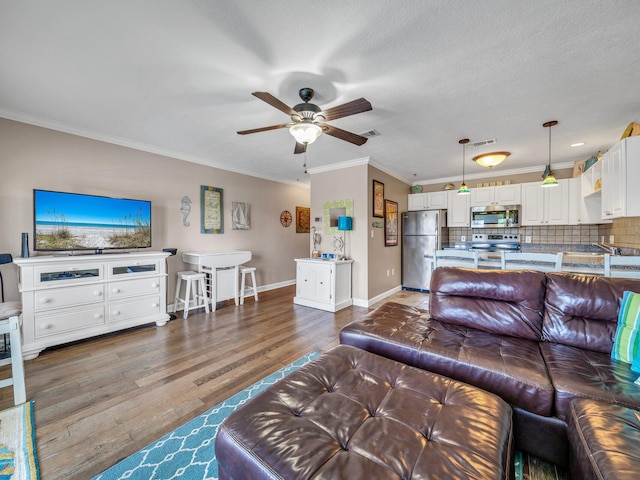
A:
521 183 545 225
427 191 448 209
601 137 640 219
447 190 470 227
495 184 521 205
296 261 317 300
545 179 570 225
315 264 333 304
470 187 494 206
408 193 427 211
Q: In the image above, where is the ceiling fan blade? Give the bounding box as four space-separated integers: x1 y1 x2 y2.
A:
321 98 372 121
322 124 368 146
294 142 307 154
252 92 296 116
237 124 290 135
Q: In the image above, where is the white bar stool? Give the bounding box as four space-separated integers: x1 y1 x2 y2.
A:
239 266 258 305
0 306 27 405
173 271 210 319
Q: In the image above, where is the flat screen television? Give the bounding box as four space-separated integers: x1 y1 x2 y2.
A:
33 189 152 253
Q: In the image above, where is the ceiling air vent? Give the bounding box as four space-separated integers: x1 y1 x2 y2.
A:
360 129 381 138
469 138 497 148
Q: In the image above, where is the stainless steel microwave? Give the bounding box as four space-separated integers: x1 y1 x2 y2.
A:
471 205 520 228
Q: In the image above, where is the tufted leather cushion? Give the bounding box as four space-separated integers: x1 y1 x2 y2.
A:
216 345 513 480
568 399 640 480
341 303 554 417
429 268 547 341
541 342 640 421
542 273 640 353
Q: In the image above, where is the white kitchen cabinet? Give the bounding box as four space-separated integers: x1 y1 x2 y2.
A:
14 252 170 359
447 190 471 227
569 176 609 225
521 179 569 226
601 136 640 219
294 258 353 312
407 191 448 211
470 184 521 207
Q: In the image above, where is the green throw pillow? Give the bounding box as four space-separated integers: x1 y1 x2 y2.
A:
612 291 640 369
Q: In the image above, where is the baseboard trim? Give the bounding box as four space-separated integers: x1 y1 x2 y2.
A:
353 285 403 308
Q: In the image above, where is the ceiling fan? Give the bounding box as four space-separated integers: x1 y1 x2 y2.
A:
237 88 372 154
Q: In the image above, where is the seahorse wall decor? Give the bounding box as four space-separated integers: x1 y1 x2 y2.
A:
180 196 192 226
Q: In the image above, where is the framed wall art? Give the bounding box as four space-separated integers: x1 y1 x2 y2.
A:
201 185 224 234
232 202 250 230
373 180 385 218
295 206 310 233
384 199 398 247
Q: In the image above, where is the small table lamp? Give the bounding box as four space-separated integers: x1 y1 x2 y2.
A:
337 216 353 260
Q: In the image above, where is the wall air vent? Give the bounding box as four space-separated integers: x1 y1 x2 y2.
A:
360 129 381 138
469 138 497 148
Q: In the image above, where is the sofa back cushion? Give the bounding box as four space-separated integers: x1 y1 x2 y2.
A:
429 267 547 340
542 273 640 353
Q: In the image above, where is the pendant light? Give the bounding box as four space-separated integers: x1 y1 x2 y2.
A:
457 138 470 195
541 120 559 187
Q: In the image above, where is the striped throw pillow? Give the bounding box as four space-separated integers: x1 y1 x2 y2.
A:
612 291 640 368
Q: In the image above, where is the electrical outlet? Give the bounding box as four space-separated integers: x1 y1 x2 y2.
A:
386 269 390 277
391 268 395 276
371 230 374 238
610 235 615 243
525 236 532 243
461 235 466 242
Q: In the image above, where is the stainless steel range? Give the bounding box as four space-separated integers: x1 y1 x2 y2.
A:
470 233 521 252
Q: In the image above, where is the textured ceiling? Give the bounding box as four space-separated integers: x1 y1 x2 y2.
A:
1 0 639 186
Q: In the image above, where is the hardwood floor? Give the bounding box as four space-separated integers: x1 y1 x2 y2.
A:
0 286 565 479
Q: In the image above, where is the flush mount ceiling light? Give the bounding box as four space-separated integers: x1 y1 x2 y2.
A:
472 151 510 168
541 120 559 188
457 138 470 195
289 121 322 145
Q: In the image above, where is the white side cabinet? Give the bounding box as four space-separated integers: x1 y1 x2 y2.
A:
14 252 170 359
601 136 640 219
293 258 352 312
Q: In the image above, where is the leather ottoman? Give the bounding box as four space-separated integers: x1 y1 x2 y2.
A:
568 398 640 480
216 345 514 479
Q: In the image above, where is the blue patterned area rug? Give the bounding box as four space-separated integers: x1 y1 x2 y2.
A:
94 351 524 480
93 352 321 480
0 401 39 480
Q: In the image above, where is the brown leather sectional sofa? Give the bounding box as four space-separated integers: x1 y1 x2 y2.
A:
340 267 640 468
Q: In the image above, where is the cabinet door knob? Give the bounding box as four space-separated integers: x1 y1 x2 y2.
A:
151 303 158 308
112 310 120 316
94 291 102 296
113 288 121 293
41 323 52 330
151 283 158 288
94 313 103 319
39 297 50 304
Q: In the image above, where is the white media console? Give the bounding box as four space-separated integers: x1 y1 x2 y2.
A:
14 251 170 359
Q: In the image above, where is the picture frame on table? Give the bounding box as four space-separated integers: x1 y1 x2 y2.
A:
384 199 398 247
373 180 385 218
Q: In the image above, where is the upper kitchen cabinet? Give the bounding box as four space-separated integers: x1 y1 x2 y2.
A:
521 179 569 226
569 176 608 225
601 136 640 219
470 184 521 207
407 191 448 211
447 190 470 227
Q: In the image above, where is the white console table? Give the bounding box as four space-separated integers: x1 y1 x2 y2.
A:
293 258 353 312
14 251 170 359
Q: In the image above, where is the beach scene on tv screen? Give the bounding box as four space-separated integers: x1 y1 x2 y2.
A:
35 191 151 251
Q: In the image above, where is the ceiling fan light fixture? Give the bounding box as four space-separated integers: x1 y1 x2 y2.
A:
472 151 510 168
289 121 322 145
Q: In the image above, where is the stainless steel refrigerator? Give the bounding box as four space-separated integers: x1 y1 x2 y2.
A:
402 210 448 291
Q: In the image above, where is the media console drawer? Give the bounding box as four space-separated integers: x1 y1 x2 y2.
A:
35 306 106 339
34 284 105 312
108 277 161 300
109 295 162 323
